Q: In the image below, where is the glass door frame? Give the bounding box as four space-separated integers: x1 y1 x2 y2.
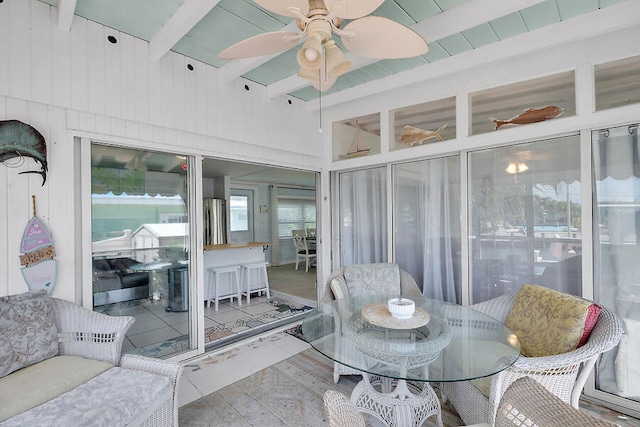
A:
79 137 204 362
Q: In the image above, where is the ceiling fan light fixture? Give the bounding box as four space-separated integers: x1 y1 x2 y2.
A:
324 40 351 79
297 32 323 70
506 161 529 174
517 162 529 173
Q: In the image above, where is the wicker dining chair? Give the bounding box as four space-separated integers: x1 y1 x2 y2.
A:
467 376 617 427
321 263 423 383
323 390 366 427
442 291 624 426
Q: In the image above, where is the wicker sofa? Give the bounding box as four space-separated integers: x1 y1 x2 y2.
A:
0 291 182 426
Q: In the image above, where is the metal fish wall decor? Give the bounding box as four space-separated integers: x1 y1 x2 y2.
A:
0 120 48 185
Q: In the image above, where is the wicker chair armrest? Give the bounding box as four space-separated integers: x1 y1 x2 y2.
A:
120 354 183 427
51 298 134 365
469 293 518 323
494 377 616 427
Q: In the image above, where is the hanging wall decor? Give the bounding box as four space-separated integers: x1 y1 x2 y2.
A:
19 196 57 294
0 119 48 185
489 106 564 130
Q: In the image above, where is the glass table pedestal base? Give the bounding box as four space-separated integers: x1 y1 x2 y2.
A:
351 373 442 427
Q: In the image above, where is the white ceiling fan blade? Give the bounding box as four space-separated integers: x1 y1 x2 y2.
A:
219 31 300 59
325 0 384 19
342 17 428 59
254 0 309 18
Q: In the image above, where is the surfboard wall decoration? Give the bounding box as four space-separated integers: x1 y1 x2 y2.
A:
19 196 57 294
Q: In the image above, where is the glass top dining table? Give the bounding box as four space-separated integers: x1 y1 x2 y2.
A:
302 294 521 383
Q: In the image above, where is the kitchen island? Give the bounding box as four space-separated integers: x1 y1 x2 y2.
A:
203 242 272 305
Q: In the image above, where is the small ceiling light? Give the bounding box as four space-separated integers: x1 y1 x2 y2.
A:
107 35 117 44
187 64 194 71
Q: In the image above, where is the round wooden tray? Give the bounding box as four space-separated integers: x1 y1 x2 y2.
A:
361 303 430 330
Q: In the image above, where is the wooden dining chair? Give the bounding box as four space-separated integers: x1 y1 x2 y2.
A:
292 229 316 272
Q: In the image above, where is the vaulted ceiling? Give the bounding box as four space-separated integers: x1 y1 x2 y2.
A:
39 0 625 103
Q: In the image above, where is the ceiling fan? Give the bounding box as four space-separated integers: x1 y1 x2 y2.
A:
219 0 429 91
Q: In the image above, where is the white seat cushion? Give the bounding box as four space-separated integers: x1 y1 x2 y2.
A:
0 355 112 422
0 367 172 426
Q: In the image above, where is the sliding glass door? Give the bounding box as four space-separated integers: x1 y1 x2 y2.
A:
90 144 194 359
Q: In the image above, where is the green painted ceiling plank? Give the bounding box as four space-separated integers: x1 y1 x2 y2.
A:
434 0 468 12
489 12 528 40
600 0 625 7
75 0 183 42
373 1 416 26
520 0 560 31
556 0 598 20
437 33 473 56
394 0 443 22
423 41 451 62
378 58 412 74
462 23 499 49
217 0 289 31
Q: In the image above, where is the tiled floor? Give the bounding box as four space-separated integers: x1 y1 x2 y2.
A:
179 330 640 427
95 263 317 358
179 327 311 408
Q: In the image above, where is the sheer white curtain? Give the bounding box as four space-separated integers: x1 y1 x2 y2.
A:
592 123 640 403
339 167 387 265
394 157 461 303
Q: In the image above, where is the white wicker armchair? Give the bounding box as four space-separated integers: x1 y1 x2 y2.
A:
50 298 183 426
323 390 366 427
442 292 624 426
468 376 617 427
321 263 422 383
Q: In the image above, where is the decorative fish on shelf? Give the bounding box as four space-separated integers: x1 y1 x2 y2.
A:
0 120 48 185
489 106 564 130
399 124 448 146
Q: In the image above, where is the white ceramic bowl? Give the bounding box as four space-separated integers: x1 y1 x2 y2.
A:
387 298 415 320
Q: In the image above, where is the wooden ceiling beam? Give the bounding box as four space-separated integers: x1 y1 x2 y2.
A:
149 0 221 62
56 0 77 31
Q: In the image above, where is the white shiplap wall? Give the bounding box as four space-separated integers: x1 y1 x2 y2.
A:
0 0 323 300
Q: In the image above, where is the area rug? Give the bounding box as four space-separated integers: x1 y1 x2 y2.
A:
178 347 464 427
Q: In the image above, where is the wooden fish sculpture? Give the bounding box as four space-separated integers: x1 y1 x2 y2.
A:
399 124 448 146
0 120 48 185
489 106 564 130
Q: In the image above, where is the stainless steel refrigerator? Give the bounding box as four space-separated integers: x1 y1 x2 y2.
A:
203 198 227 245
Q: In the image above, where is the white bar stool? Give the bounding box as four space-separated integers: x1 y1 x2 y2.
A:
241 262 270 304
206 265 241 311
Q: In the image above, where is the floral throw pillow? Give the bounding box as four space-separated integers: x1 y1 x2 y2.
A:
0 290 59 378
506 284 601 357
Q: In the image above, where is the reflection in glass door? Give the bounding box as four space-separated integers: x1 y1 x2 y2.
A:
90 144 193 359
468 136 582 303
